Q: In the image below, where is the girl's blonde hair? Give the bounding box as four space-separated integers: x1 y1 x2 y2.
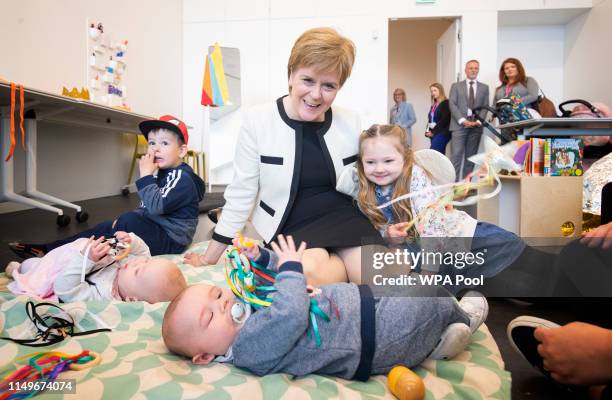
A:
430 82 447 103
357 124 417 237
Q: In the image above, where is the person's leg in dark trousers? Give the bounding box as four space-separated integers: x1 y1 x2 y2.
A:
430 134 451 154
551 238 612 297
602 182 612 225
114 212 185 255
463 128 483 178
49 211 187 255
12 211 185 259
447 222 559 297
482 236 611 298
450 129 469 180
44 220 115 252
480 244 560 297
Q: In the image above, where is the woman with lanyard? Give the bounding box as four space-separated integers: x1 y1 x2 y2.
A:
186 27 383 284
389 88 417 146
494 57 540 109
425 83 451 154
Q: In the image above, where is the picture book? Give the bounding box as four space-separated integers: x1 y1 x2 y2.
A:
550 138 584 176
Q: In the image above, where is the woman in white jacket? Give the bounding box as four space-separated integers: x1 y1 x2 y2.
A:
187 27 383 284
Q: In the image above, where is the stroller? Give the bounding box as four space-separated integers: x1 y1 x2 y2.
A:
558 99 610 118
471 95 535 144
472 105 519 144
474 98 611 144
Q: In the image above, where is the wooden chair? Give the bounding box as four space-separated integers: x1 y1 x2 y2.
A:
185 150 207 183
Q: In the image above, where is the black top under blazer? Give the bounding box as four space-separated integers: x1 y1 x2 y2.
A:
428 99 451 136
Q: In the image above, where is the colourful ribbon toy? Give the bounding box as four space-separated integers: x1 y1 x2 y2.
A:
0 351 101 399
225 247 339 346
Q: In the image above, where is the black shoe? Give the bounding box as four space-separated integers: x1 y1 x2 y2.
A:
8 242 46 259
207 207 222 224
507 316 559 380
507 316 588 396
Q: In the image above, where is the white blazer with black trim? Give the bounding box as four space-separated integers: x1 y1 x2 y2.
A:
213 97 361 244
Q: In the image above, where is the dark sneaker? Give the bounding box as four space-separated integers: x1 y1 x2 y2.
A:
507 315 559 379
507 316 588 396
8 242 46 259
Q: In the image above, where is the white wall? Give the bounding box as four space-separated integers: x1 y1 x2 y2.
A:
388 19 453 152
0 0 182 213
564 0 612 105
183 0 511 184
498 25 565 106
183 0 595 185
1 1 598 213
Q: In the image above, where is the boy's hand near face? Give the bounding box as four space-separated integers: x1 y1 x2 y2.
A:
139 151 157 177
270 235 306 267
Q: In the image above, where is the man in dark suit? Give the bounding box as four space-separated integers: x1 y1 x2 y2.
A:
448 60 489 180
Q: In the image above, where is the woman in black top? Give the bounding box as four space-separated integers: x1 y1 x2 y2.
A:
193 27 383 284
425 82 451 154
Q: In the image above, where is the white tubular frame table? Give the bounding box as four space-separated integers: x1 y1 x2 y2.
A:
0 82 152 225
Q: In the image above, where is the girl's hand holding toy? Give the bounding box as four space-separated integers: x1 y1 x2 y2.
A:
387 222 410 239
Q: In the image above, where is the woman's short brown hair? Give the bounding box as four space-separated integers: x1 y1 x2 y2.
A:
287 27 356 87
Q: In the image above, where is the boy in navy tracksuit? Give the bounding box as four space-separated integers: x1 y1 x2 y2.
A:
10 115 205 256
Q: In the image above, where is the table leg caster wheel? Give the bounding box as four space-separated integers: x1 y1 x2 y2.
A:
57 215 71 227
76 211 89 223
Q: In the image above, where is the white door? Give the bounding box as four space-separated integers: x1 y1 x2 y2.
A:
436 19 461 93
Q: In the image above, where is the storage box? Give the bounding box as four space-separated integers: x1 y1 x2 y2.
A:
477 175 583 238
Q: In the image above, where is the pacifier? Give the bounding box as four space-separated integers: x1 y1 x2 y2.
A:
230 301 251 324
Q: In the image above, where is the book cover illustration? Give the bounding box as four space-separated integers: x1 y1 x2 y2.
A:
550 138 584 176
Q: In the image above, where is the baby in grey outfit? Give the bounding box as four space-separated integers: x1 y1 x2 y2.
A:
162 235 488 380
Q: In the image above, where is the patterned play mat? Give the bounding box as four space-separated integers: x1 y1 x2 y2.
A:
0 241 511 399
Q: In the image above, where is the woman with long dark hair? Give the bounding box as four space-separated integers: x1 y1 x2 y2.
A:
494 57 540 108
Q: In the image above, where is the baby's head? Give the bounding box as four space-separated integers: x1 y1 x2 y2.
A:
162 284 242 364
357 124 415 229
116 257 186 303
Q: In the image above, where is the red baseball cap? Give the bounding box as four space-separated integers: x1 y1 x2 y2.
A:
139 115 189 145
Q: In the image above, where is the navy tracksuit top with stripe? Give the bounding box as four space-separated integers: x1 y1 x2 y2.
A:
135 162 205 246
